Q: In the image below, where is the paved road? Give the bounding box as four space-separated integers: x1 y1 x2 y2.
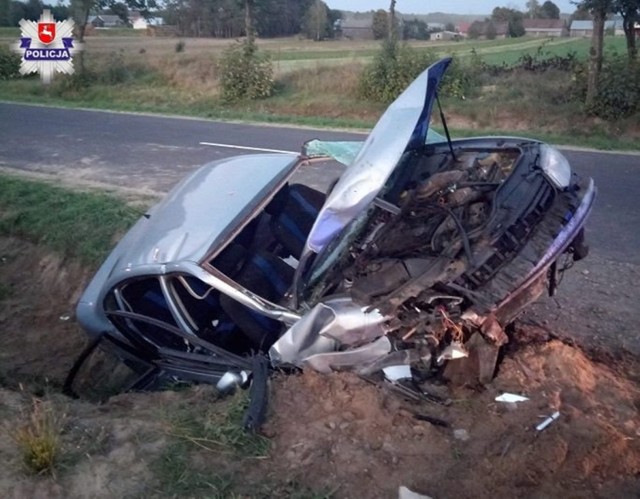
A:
1 102 638 265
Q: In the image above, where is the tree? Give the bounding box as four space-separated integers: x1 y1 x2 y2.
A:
526 0 541 17
615 0 640 59
24 0 43 20
303 0 329 41
372 8 387 39
492 6 513 22
109 1 129 24
579 0 615 105
0 0 9 26
468 20 483 39
540 0 561 18
389 0 396 40
508 16 526 36
571 6 592 19
8 0 25 25
444 21 455 32
491 6 526 37
49 3 70 20
244 0 254 41
485 20 497 39
403 18 428 39
492 7 526 37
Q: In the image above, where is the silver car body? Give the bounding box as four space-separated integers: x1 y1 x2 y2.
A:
76 57 596 383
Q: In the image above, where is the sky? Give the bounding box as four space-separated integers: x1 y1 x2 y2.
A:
323 0 576 15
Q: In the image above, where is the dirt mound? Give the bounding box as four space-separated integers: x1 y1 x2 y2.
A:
0 237 90 388
266 340 640 498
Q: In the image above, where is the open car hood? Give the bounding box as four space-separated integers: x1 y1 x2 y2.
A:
303 57 452 255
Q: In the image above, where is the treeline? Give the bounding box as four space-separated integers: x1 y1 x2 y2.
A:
0 0 69 26
163 0 341 38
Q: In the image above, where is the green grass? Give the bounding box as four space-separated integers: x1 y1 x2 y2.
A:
152 389 337 498
166 391 270 458
478 36 627 65
150 441 235 498
0 174 142 266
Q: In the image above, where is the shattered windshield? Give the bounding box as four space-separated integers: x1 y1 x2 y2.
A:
304 128 447 166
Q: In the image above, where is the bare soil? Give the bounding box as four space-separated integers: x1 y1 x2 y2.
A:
1 237 640 498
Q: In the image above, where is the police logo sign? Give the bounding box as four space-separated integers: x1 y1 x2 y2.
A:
12 10 82 84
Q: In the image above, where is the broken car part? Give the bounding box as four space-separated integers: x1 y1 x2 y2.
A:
536 411 561 432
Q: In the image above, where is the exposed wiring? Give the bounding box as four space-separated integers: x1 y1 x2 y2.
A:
427 203 476 267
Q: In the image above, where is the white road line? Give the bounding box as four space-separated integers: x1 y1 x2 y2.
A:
199 141 298 155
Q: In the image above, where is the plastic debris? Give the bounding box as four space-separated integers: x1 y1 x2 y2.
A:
436 341 469 364
535 411 561 431
383 365 412 382
495 393 529 403
398 485 433 499
453 428 469 441
59 314 70 321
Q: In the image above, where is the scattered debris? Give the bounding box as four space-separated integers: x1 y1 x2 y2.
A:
535 411 561 432
495 393 529 403
453 428 470 441
399 486 433 499
383 365 412 382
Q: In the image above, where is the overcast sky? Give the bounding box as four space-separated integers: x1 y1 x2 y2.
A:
323 0 576 15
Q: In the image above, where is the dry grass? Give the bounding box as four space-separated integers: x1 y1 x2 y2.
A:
282 63 363 97
10 398 65 475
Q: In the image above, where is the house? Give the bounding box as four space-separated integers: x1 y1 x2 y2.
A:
131 16 164 30
88 15 125 28
457 22 471 35
523 19 568 37
464 21 508 39
570 19 623 37
340 19 374 40
433 30 464 41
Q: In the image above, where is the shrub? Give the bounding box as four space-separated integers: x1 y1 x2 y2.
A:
359 40 471 103
573 56 640 120
219 39 274 102
0 48 21 80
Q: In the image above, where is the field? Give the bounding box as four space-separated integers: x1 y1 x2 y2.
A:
0 32 637 149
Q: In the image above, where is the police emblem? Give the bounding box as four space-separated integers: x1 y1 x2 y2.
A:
12 9 83 84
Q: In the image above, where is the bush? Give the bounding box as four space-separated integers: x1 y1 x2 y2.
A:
573 56 640 120
0 48 21 80
359 40 471 103
219 39 274 102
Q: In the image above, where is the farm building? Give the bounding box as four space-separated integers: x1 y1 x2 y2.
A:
570 20 624 37
131 15 165 30
523 19 568 37
339 19 374 40
88 15 125 28
433 30 464 41
460 21 508 39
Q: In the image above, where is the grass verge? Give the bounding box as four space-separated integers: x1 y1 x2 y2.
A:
0 173 141 266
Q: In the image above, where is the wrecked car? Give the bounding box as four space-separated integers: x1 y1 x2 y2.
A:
69 58 595 398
